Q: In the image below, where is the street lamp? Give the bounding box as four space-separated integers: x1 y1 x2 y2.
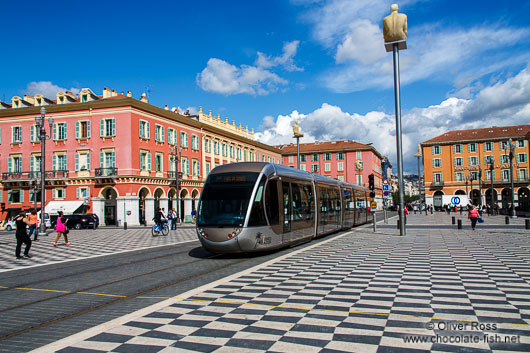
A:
413 144 422 202
478 166 482 206
292 120 304 169
508 138 517 218
488 156 494 216
34 107 53 236
170 146 182 222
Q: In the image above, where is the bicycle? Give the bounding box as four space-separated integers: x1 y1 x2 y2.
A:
151 219 169 237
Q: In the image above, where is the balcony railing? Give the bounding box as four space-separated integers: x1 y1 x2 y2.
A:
167 171 183 179
95 167 118 177
432 180 444 186
2 170 69 181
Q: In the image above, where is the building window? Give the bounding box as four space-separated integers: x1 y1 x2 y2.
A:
53 188 66 199
100 118 116 138
222 143 227 157
501 154 510 164
53 122 68 141
155 153 163 172
11 126 22 144
454 172 464 182
181 158 190 175
81 94 87 103
325 163 331 172
206 162 211 175
154 124 165 143
311 154 319 162
468 143 478 153
469 171 479 180
180 132 189 148
300 155 307 162
517 153 528 163
518 168 528 182
499 141 510 151
433 173 443 184
300 165 306 171
518 140 527 148
140 151 151 171
324 153 332 161
100 151 116 170
338 175 344 181
76 121 91 139
454 157 464 167
336 152 344 161
453 144 463 154
469 156 478 166
204 138 211 153
30 125 42 142
75 152 91 171
483 142 494 152
77 187 90 199
433 158 442 168
30 155 42 173
192 135 200 150
484 155 495 165
288 156 294 163
8 190 23 203
168 128 177 145
311 164 319 172
8 156 23 173
432 145 441 155
485 170 495 181
53 154 68 171
192 160 200 176
338 162 344 171
501 169 510 182
139 120 150 139
214 141 219 155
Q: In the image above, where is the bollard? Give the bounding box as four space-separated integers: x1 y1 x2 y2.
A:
123 221 127 230
506 216 509 225
457 219 462 229
397 219 400 229
526 219 529 230
452 216 455 225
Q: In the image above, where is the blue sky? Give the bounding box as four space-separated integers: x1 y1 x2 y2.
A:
2 0 530 173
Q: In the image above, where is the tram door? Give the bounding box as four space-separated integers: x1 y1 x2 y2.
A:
282 183 291 234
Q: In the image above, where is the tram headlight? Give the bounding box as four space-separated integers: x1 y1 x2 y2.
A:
228 227 242 239
198 228 206 237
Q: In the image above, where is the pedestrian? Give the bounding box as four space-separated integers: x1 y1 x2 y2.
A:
28 209 39 241
468 205 479 230
191 209 196 223
14 211 32 259
171 208 177 230
53 211 71 247
153 207 165 230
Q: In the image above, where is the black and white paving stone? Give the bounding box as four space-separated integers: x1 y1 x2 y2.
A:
30 214 530 353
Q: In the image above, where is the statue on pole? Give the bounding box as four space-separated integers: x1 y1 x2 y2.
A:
292 120 304 138
383 4 407 43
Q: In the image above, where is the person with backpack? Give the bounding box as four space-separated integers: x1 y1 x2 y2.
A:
14 211 32 259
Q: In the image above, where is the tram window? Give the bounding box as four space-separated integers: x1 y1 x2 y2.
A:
302 184 314 221
265 179 279 226
291 184 303 221
248 176 267 226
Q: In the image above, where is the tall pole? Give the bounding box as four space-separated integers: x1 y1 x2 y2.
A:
478 166 482 206
296 137 300 169
509 138 516 218
392 44 405 236
490 159 494 216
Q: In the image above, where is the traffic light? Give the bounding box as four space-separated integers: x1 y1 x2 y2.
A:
370 191 376 198
368 173 375 190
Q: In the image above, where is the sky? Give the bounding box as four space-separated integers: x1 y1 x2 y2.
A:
2 0 530 174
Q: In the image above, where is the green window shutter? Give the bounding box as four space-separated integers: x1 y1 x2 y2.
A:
53 189 56 199
8 190 12 203
111 119 116 136
467 144 470 152
20 190 24 203
197 161 200 176
161 126 165 142
139 120 143 138
100 120 105 137
87 152 91 170
8 157 12 173
111 152 116 168
186 160 190 174
87 120 91 138
31 126 34 142
75 153 79 171
52 155 56 171
146 122 150 139
30 156 34 172
155 125 159 141
53 123 57 140
100 152 104 168
77 188 80 198
147 153 151 171
76 121 80 139
64 123 68 139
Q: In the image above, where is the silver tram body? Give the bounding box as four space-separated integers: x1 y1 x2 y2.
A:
196 162 370 254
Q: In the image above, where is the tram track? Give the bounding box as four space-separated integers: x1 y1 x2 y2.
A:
0 248 251 343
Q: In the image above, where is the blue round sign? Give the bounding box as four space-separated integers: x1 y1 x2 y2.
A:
451 196 460 205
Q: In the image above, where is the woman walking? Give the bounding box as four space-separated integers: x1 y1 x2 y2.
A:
53 211 71 247
14 211 32 259
28 209 39 241
468 204 479 230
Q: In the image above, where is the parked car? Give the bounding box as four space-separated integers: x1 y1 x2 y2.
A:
3 219 16 231
62 214 99 230
2 212 51 231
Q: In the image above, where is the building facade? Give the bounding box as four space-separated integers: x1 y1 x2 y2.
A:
277 140 391 207
0 88 281 225
421 125 530 211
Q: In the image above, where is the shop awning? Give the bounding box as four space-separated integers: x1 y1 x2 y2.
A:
45 201 84 215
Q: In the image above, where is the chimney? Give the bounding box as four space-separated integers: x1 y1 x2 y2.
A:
217 114 221 120
164 105 169 110
208 110 212 116
199 106 203 113
65 91 75 99
111 89 117 97
103 87 111 98
245 125 248 131
126 90 132 97
239 123 242 128
232 120 235 126
140 93 148 103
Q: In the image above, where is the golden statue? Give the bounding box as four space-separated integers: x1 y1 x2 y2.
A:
355 160 363 170
383 4 407 43
292 120 304 138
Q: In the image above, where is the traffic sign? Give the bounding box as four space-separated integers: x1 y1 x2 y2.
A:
370 201 377 209
383 191 390 197
382 184 389 191
383 179 388 184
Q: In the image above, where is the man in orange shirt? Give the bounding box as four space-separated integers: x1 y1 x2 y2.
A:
28 209 39 241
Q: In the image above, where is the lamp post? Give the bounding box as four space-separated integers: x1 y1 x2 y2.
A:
489 156 494 216
34 107 53 236
170 146 182 222
478 166 482 206
470 174 474 205
413 144 422 202
465 175 469 202
292 120 304 169
508 138 517 218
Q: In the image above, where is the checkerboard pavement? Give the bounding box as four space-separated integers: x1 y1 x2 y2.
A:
0 226 198 272
34 213 530 352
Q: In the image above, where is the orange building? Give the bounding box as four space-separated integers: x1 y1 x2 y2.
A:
421 125 530 212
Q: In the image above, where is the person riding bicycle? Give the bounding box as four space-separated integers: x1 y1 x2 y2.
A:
153 207 166 230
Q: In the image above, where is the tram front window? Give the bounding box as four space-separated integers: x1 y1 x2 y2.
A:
198 172 259 227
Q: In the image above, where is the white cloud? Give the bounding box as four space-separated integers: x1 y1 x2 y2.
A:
26 81 80 99
197 41 302 96
256 65 530 173
196 58 287 95
335 20 386 65
256 40 303 72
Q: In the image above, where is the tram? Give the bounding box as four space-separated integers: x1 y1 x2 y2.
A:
196 162 370 253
